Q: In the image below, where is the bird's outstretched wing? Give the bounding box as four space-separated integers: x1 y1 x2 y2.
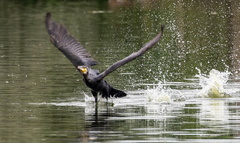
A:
94 25 164 81
45 12 97 67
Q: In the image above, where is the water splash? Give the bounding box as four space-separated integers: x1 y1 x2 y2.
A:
84 93 114 105
145 83 171 103
196 69 230 98
84 93 95 102
145 82 184 103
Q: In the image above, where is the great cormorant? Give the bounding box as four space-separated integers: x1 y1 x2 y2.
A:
45 12 164 102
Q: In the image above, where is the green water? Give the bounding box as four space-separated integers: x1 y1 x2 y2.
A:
0 0 240 142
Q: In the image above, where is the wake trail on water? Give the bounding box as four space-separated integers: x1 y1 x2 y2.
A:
145 82 185 103
144 69 232 103
196 68 230 98
83 68 233 105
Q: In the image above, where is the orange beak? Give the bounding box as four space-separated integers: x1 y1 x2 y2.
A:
78 66 88 74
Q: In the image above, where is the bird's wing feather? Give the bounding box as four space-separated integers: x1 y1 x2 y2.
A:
95 25 164 81
45 12 97 67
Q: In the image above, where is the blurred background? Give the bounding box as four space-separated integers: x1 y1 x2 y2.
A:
0 0 240 142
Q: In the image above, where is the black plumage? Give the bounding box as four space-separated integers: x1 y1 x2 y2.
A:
45 12 164 102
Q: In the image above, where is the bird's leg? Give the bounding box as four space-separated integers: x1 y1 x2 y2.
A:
91 90 98 103
95 96 98 103
105 96 108 102
104 88 110 103
91 91 99 111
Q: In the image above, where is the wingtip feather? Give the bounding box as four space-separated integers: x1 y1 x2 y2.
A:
46 12 51 18
45 12 52 30
161 25 165 32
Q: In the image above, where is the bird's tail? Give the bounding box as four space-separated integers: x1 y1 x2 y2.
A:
110 87 127 98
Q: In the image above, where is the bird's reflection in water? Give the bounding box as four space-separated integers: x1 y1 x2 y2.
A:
83 102 125 142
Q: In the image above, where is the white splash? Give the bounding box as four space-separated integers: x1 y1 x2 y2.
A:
196 69 230 98
84 93 115 106
145 82 183 103
84 93 95 102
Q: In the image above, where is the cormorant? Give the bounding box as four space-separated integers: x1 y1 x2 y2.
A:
45 12 164 102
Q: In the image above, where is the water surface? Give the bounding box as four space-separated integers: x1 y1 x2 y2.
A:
0 0 240 142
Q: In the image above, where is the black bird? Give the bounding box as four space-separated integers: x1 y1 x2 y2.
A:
45 12 164 102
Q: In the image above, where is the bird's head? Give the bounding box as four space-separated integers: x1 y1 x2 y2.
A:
77 66 88 75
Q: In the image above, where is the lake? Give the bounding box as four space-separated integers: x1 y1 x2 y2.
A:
0 0 240 142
